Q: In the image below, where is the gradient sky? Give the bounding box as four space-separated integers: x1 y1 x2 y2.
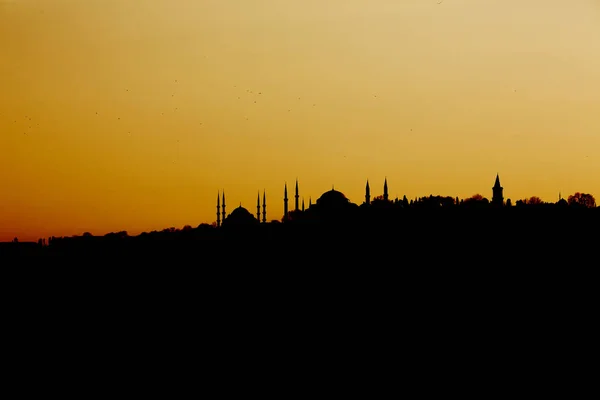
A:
1 0 599 241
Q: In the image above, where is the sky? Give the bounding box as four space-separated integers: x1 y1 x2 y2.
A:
1 0 599 241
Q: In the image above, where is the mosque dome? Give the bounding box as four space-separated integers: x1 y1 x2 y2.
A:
316 189 350 208
223 205 258 227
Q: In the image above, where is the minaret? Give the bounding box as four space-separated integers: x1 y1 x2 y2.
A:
284 183 288 217
492 174 504 206
383 177 389 201
257 192 261 221
302 197 305 212
262 190 267 223
365 179 371 205
295 179 299 211
216 191 221 227
309 197 312 208
222 191 227 220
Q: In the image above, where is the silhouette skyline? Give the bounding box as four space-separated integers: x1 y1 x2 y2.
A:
1 1 599 242
3 174 597 254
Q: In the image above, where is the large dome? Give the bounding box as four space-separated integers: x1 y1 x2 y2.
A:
223 206 258 226
316 189 350 207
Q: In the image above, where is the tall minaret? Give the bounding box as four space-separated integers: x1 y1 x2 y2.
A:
216 191 221 227
262 190 267 223
492 174 504 206
257 191 261 220
222 191 227 220
365 179 371 205
302 197 305 212
309 197 312 208
383 177 389 201
284 183 288 217
295 179 299 211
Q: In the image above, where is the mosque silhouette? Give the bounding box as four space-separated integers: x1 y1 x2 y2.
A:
215 175 505 227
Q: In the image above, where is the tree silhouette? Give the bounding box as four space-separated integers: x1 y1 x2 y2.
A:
468 194 484 201
567 193 596 208
527 196 543 205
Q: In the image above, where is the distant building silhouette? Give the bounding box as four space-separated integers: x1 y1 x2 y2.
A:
262 191 267 223
213 174 513 224
284 183 289 218
216 191 221 227
492 174 504 206
383 178 389 202
256 192 261 221
295 179 299 212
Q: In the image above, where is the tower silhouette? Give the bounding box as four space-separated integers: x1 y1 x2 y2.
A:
257 192 261 221
365 179 371 205
216 191 221 227
492 174 504 206
222 191 227 220
262 190 267 223
302 197 305 212
383 178 389 201
295 179 299 211
284 183 288 217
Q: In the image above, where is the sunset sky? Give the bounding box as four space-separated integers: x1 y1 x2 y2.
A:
1 0 599 241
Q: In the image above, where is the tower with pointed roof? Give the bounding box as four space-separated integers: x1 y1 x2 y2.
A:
365 180 371 205
492 174 504 206
295 179 299 211
222 191 227 220
216 191 221 227
257 192 261 221
284 183 288 217
383 178 389 201
262 191 267 223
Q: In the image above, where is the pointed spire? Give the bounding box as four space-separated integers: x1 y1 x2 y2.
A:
222 190 226 220
365 179 371 205
262 189 267 223
295 178 299 211
492 174 504 206
257 191 261 221
309 196 312 207
383 177 389 201
302 197 305 212
283 182 288 218
216 190 221 227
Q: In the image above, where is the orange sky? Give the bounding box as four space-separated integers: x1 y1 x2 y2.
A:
1 0 599 241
